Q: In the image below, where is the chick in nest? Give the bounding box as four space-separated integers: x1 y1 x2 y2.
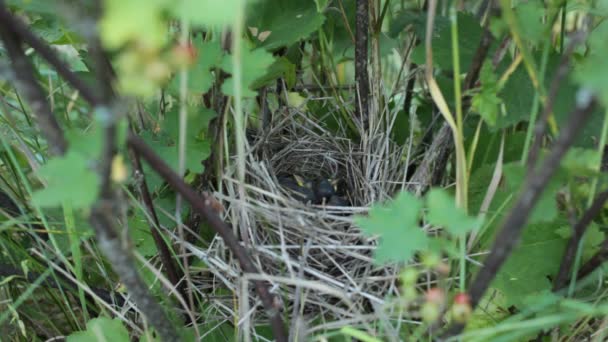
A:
278 175 349 206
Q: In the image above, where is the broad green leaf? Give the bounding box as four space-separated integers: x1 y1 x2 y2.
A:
188 40 223 93
100 0 169 50
561 148 601 175
388 11 450 38
129 212 158 257
574 21 608 106
250 57 297 90
502 163 562 224
515 1 545 46
32 151 100 210
494 58 533 130
173 0 240 27
472 62 502 127
141 107 215 190
355 191 427 264
52 45 88 72
314 0 328 12
65 126 104 159
499 52 603 146
66 317 129 342
6 0 58 14
491 221 568 308
556 223 605 262
169 40 223 95
221 46 275 97
466 290 509 332
247 0 326 51
31 19 64 43
411 12 482 71
427 189 482 236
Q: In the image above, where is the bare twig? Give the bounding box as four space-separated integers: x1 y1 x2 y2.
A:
0 2 100 105
128 147 183 292
574 236 608 282
127 134 288 342
89 206 179 341
355 0 370 129
0 4 181 339
0 17 67 156
527 32 585 171
553 189 608 291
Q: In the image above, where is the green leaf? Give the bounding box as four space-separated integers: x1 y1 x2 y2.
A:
502 163 562 224
388 11 450 38
491 221 568 308
66 317 129 342
173 0 239 28
410 12 482 71
427 189 482 236
515 1 545 46
32 151 100 210
52 45 88 72
129 212 158 257
100 0 169 50
250 57 297 89
141 107 215 190
472 61 502 127
561 148 601 175
573 21 608 106
247 0 326 51
556 223 605 262
185 40 223 94
355 191 427 264
314 0 328 12
221 46 275 97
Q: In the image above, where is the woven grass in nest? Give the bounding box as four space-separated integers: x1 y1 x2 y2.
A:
190 107 411 334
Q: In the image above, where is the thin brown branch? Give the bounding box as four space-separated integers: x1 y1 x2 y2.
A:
0 2 100 105
89 205 179 341
575 237 608 282
0 4 182 338
0 18 67 156
127 133 288 342
553 189 608 291
128 147 184 293
84 26 180 340
527 32 586 171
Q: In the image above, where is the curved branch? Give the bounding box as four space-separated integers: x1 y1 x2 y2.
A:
0 19 67 155
127 134 288 342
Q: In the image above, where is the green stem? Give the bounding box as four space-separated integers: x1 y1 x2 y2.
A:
568 108 608 296
521 40 551 164
450 4 468 291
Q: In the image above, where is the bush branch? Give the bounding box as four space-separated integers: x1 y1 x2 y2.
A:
443 91 597 338
0 17 67 156
553 189 608 291
127 133 288 342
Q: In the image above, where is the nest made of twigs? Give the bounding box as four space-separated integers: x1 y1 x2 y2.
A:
189 103 412 335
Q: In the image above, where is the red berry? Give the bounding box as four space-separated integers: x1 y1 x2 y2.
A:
454 292 471 305
451 293 472 323
425 287 445 305
171 43 197 67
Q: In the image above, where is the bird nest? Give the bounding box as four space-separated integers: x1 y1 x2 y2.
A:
189 106 411 334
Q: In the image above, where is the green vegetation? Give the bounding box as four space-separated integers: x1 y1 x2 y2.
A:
2 0 608 341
